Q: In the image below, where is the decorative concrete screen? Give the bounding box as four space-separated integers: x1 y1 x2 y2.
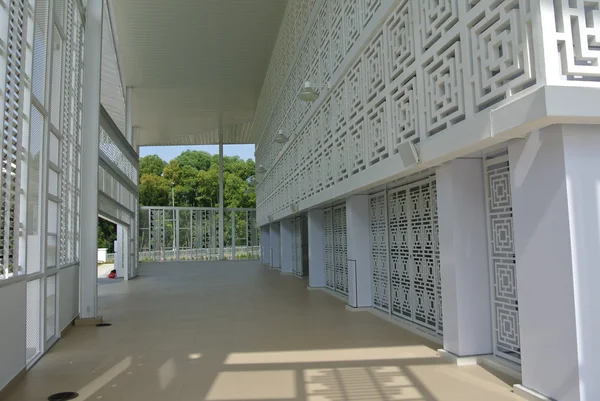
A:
324 205 348 296
369 176 442 339
253 0 543 224
139 207 260 262
484 152 520 364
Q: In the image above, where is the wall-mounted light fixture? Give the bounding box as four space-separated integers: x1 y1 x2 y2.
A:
397 141 420 168
274 130 289 144
297 81 330 102
256 164 267 174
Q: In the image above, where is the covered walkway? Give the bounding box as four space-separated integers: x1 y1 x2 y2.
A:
4 262 519 401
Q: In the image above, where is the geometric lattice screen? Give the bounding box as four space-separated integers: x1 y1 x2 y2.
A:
254 0 538 224
484 153 520 364
324 205 348 296
369 176 442 338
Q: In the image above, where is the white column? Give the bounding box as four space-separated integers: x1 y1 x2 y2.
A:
270 223 281 268
280 219 294 274
125 87 133 144
436 159 492 357
218 138 224 260
261 226 270 264
346 196 372 308
79 0 103 320
115 226 124 278
509 126 600 401
308 209 326 288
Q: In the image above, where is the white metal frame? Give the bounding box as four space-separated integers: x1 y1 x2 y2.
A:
324 204 348 296
139 207 259 262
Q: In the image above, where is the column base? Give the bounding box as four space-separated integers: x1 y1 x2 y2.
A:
513 385 554 401
437 349 480 366
269 266 281 270
280 271 295 276
306 286 325 291
74 317 103 326
345 305 372 313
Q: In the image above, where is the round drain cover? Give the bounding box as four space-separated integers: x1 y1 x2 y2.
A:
48 392 79 400
95 323 112 327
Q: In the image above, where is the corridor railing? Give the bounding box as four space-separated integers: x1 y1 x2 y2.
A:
138 207 260 262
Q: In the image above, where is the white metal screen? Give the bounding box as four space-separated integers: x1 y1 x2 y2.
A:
139 207 259 262
369 177 442 337
292 216 303 277
484 153 520 364
324 205 348 296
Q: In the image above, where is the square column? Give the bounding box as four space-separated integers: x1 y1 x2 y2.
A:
509 125 600 401
280 219 294 274
270 223 281 269
437 159 492 357
346 196 372 308
261 226 270 264
307 209 326 288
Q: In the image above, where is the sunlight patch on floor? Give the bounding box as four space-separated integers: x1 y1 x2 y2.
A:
225 346 437 365
206 370 296 400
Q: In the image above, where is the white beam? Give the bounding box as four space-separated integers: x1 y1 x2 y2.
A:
125 87 133 144
80 0 103 319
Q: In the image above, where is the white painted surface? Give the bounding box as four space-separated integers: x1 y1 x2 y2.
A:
308 209 326 288
509 129 579 401
269 223 281 268
97 248 108 263
437 159 492 357
280 219 293 274
59 266 80 332
0 280 25 390
80 0 103 319
562 125 600 401
261 226 270 264
110 0 287 145
346 196 372 308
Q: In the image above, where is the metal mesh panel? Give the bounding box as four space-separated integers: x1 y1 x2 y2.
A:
484 154 520 364
50 24 63 130
0 0 26 279
99 127 137 184
26 279 41 363
45 274 56 341
292 217 303 277
32 0 49 104
27 106 44 274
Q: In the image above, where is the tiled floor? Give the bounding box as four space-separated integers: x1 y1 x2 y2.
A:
4 261 522 401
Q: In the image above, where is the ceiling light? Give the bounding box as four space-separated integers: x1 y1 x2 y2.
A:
274 130 288 144
256 164 266 174
298 81 320 102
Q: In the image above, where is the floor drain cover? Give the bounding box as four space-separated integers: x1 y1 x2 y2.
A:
96 323 112 327
48 392 79 400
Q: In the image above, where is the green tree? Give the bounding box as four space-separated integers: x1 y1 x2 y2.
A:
139 174 171 206
98 219 116 253
175 150 212 172
139 154 166 176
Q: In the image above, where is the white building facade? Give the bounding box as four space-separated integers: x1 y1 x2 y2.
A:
255 1 600 400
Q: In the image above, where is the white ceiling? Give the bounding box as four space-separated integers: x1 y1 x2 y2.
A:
109 0 288 147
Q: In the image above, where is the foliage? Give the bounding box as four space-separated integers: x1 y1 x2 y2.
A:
138 151 256 209
98 219 116 253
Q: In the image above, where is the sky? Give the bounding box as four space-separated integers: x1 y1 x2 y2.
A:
140 144 255 162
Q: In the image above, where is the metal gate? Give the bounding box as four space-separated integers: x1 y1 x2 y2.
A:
369 176 442 337
139 207 259 261
292 217 303 277
484 153 520 364
324 205 348 295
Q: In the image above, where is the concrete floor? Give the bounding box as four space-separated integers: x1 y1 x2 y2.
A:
4 261 522 401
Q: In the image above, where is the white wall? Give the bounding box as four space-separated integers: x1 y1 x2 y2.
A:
59 266 80 332
0 281 26 390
